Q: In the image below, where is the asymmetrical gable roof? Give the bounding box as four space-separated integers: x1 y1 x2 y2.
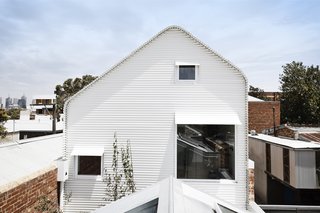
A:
64 25 248 111
94 176 249 213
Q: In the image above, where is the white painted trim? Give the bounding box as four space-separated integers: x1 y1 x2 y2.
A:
74 155 104 180
175 63 199 84
175 113 241 125
71 147 104 156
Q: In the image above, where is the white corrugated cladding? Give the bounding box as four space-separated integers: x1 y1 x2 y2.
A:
63 26 248 212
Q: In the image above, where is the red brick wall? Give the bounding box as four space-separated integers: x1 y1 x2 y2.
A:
248 168 255 202
249 101 280 133
0 168 58 213
276 127 295 138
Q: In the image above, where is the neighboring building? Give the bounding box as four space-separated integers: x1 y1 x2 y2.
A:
18 95 27 109
262 92 281 101
31 95 56 115
0 134 63 213
275 125 320 143
248 96 280 133
5 96 12 109
60 26 253 212
249 134 320 205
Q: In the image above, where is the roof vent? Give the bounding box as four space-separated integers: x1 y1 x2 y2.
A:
250 130 257 136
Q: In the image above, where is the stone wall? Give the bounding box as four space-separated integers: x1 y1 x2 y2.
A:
0 167 58 213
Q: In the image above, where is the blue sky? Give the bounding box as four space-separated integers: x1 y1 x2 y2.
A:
0 0 319 103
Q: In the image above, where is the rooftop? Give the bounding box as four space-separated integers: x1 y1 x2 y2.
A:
249 134 320 150
0 134 63 192
4 116 64 132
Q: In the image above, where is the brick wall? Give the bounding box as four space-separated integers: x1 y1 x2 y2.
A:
0 168 58 213
276 127 295 138
249 101 280 133
248 167 255 202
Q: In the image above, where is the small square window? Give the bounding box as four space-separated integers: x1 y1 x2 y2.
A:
78 156 102 175
179 65 196 80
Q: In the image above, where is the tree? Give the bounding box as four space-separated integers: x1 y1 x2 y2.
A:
0 109 9 138
104 132 136 202
280 61 320 125
54 75 98 114
249 85 269 100
7 108 21 120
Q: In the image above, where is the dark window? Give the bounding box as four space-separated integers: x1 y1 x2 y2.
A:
126 198 158 213
266 143 271 173
218 204 237 213
177 124 235 179
283 148 290 183
179 65 196 80
78 156 101 175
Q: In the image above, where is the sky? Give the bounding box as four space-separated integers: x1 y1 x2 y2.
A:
0 0 319 104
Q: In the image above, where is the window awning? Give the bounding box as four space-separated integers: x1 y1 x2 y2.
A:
175 61 200 66
71 147 104 156
175 113 241 125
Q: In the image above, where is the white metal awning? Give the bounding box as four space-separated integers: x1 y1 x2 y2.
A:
175 113 241 125
71 147 104 156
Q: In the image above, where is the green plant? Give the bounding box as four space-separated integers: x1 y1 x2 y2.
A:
104 132 136 202
34 195 62 213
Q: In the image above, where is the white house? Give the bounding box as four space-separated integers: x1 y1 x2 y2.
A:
61 26 249 212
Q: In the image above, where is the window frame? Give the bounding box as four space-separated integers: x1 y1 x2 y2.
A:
175 62 199 83
174 123 237 183
75 155 104 180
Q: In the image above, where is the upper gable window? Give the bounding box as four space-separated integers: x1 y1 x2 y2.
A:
175 62 199 82
179 65 196 80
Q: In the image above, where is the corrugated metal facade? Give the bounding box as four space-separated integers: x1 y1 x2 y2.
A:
63 26 248 212
295 151 317 188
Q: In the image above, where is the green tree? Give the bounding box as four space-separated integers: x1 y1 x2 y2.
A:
0 109 9 138
249 85 269 101
7 108 21 120
280 61 320 125
54 75 98 114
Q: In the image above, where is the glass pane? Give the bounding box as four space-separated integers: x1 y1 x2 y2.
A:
125 198 158 213
177 125 235 179
179 65 195 80
78 156 101 175
218 204 237 213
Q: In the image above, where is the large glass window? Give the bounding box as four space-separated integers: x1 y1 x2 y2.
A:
177 124 235 179
78 156 102 175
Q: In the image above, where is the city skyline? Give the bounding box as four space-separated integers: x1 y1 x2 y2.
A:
1 0 320 102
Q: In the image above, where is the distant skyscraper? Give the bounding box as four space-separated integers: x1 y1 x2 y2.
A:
18 95 27 109
5 96 12 109
0 97 2 109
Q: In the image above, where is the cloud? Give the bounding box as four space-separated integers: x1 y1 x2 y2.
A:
0 0 320 102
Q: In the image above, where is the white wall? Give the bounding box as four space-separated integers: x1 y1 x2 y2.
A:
63 27 247 212
296 150 317 188
271 145 283 180
248 137 267 203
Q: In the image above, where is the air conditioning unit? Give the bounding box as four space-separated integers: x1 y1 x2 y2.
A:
56 157 69 181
